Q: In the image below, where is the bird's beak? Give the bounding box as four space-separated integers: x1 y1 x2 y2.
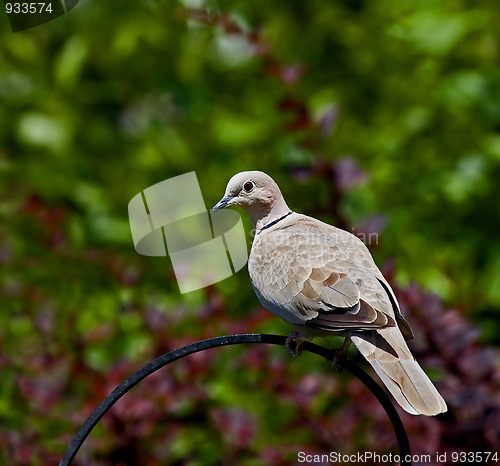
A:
211 196 234 213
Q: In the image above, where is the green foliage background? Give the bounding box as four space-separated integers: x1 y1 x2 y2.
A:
1 0 499 464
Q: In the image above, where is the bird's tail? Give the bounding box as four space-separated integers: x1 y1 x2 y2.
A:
350 327 447 416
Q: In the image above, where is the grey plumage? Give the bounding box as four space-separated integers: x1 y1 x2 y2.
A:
213 170 447 416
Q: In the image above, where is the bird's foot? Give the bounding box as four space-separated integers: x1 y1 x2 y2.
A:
285 331 305 357
331 350 346 372
331 337 352 373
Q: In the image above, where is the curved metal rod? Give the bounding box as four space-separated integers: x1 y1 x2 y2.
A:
59 334 412 465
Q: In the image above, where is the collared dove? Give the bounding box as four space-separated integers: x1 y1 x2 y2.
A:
213 170 447 416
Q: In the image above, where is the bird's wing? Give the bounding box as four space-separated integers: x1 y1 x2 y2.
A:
250 214 444 416
249 215 397 332
322 217 414 339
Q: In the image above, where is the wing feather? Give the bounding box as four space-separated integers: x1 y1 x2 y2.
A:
249 215 408 333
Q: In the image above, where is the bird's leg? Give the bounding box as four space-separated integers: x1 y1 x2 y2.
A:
331 337 352 372
285 331 305 357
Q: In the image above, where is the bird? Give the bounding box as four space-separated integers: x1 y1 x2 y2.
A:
212 170 447 416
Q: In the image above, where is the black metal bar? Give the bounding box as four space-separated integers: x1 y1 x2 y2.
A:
59 334 412 465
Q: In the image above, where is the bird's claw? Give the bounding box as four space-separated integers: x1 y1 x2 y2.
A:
331 337 352 372
331 349 347 372
285 331 304 357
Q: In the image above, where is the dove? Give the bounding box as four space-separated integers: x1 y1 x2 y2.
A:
212 170 447 416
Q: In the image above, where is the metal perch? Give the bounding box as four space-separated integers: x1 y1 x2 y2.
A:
59 333 412 465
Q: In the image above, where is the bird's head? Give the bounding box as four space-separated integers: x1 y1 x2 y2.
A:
212 171 291 229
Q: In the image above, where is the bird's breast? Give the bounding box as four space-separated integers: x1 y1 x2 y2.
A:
247 233 304 323
248 230 329 325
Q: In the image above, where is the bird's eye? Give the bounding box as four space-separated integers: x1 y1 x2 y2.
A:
243 181 254 192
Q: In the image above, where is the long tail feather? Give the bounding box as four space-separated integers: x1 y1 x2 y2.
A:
350 327 447 416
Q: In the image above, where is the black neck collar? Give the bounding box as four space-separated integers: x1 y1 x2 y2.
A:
258 211 293 234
